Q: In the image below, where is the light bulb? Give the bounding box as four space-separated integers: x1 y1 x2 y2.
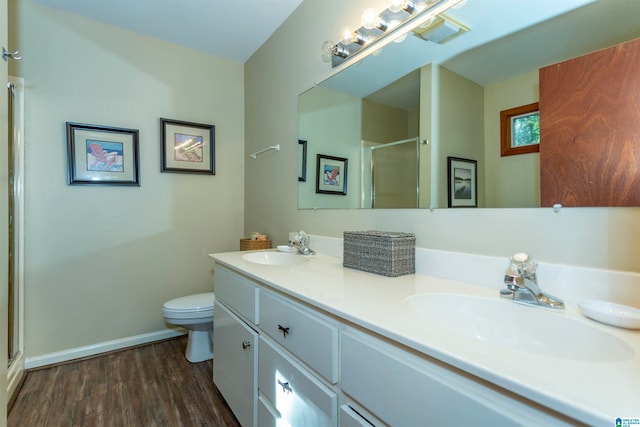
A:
342 30 367 45
413 1 427 12
361 8 380 29
321 40 334 63
388 0 404 12
388 0 416 13
341 29 354 45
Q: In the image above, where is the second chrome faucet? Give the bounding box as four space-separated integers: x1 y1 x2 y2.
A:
500 252 564 309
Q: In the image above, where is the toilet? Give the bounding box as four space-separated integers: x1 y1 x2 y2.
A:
163 292 215 363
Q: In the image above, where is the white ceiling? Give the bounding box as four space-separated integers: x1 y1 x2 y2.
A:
30 0 304 63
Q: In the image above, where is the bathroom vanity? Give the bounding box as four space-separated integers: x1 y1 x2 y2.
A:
209 248 640 426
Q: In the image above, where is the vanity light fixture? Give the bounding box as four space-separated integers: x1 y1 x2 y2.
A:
321 0 467 67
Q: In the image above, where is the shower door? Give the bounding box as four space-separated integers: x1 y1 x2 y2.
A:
7 75 24 399
364 137 420 208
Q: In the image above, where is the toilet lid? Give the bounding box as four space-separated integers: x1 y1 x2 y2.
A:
164 292 215 312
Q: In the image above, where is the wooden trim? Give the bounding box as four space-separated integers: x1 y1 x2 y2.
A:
500 102 539 156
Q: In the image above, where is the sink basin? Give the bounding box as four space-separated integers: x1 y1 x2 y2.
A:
242 251 308 266
403 294 634 362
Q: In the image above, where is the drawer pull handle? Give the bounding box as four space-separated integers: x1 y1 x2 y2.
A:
242 341 251 349
277 379 293 394
277 324 290 338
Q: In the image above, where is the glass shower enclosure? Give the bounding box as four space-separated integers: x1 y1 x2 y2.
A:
361 137 420 208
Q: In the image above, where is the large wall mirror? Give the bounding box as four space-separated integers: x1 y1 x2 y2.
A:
298 0 640 209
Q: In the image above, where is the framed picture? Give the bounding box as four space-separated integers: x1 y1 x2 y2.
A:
66 122 140 186
500 102 540 157
298 139 307 182
316 154 348 195
161 118 215 174
447 157 477 208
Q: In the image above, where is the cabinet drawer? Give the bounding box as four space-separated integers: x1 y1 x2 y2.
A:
214 265 259 324
213 301 258 427
340 405 386 427
258 336 337 427
257 394 278 427
341 331 563 427
259 290 338 383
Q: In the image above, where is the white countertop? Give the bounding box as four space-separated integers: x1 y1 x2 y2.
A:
209 250 640 425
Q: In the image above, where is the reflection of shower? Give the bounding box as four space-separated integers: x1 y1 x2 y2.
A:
361 137 420 208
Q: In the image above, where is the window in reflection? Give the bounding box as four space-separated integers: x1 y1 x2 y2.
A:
500 102 540 157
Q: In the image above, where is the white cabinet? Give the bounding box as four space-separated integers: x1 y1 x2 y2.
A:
258 336 337 427
340 405 387 427
213 300 258 427
215 264 259 324
341 330 573 427
214 264 338 427
212 263 575 427
257 395 279 427
259 290 338 383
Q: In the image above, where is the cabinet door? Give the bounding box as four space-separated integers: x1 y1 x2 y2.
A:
259 290 338 383
257 394 279 427
259 336 337 427
340 405 386 427
213 301 258 427
341 331 570 427
215 265 259 324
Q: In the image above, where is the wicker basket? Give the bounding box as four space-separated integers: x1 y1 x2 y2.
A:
240 238 271 251
343 231 415 277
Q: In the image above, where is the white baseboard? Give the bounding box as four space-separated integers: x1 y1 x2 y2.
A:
25 329 186 370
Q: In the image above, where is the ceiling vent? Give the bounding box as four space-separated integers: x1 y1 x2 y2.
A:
413 14 469 44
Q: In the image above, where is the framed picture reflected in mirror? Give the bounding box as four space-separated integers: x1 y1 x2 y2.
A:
447 157 477 208
316 154 347 195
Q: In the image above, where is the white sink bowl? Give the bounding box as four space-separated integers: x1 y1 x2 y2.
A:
403 293 634 362
242 251 308 266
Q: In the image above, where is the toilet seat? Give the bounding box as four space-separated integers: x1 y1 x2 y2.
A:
163 292 214 320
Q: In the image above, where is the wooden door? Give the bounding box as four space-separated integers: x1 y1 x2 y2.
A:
539 37 640 206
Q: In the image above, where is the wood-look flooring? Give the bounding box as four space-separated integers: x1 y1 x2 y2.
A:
8 336 241 427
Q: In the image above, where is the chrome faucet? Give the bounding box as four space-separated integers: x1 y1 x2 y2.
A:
288 230 315 256
500 253 564 309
